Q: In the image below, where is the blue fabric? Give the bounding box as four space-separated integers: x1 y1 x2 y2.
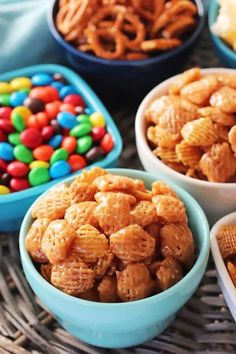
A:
0 0 62 74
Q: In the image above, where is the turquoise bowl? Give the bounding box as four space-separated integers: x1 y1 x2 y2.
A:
0 64 122 232
209 0 236 68
19 168 210 349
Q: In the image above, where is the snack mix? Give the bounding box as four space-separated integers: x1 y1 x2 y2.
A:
146 67 236 182
25 167 195 302
217 224 236 288
56 0 198 60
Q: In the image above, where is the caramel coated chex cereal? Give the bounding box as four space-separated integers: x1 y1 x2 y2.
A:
25 218 50 263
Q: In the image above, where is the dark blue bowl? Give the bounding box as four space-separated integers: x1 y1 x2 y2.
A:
208 0 236 68
48 0 204 92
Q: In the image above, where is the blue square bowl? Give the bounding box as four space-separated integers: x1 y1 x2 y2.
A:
0 64 122 232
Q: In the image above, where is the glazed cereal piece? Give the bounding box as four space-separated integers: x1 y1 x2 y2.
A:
175 141 202 168
217 225 236 259
152 181 178 199
152 195 187 223
31 184 71 220
165 162 188 174
94 191 136 205
25 218 50 263
51 254 94 296
94 251 114 279
147 125 180 148
41 220 76 263
227 261 236 287
69 182 97 204
130 201 159 228
198 107 236 127
153 146 179 163
180 75 219 106
40 264 52 282
214 124 229 143
133 178 146 192
77 287 99 301
181 118 218 147
72 224 108 263
65 202 98 230
155 256 183 291
145 95 178 124
169 67 201 95
94 192 132 235
97 276 118 303
116 263 154 302
77 167 108 184
217 73 236 90
160 222 194 269
158 96 199 134
228 126 236 154
210 87 236 113
145 223 161 259
186 168 207 180
93 174 135 193
110 224 155 262
199 143 236 182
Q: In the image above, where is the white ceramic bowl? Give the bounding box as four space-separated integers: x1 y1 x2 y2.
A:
135 68 236 226
210 212 236 322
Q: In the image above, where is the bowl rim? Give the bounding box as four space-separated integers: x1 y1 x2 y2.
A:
20 168 210 308
208 0 236 61
210 211 236 308
48 0 204 66
0 64 122 203
135 67 236 189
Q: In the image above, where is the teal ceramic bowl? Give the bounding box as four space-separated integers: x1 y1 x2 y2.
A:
209 0 236 68
19 168 210 349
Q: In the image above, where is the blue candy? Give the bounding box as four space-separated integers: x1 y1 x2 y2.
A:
49 134 63 149
84 107 92 115
31 73 53 86
49 160 71 179
51 81 64 91
10 91 28 107
0 142 14 161
57 112 77 129
60 85 77 99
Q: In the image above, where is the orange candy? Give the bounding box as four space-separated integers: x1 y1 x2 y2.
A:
62 136 77 154
45 101 61 119
27 112 49 129
68 154 87 171
30 86 59 103
33 145 54 161
60 103 76 114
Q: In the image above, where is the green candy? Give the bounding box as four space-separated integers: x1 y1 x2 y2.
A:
50 148 69 164
0 93 10 106
76 114 90 124
70 123 91 138
29 167 50 186
76 135 92 154
12 112 25 132
8 132 21 146
14 144 33 163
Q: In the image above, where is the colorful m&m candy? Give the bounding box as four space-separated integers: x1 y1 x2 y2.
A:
0 72 114 194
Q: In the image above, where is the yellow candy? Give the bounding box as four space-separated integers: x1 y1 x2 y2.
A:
89 112 106 127
10 77 32 91
0 82 12 94
0 185 10 195
11 106 32 122
30 161 50 169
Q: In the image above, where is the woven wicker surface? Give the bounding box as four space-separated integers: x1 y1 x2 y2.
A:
1 25 236 354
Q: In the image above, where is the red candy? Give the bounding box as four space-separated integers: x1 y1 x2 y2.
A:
91 127 106 141
100 133 113 153
30 86 59 103
68 154 87 171
10 178 30 191
61 136 77 154
7 161 29 177
0 119 14 133
45 100 61 119
33 145 54 161
0 107 12 120
0 158 7 172
59 103 76 114
41 126 54 141
63 94 85 108
20 128 42 148
0 130 7 142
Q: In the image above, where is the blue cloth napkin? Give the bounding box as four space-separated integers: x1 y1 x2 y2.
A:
0 0 61 74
